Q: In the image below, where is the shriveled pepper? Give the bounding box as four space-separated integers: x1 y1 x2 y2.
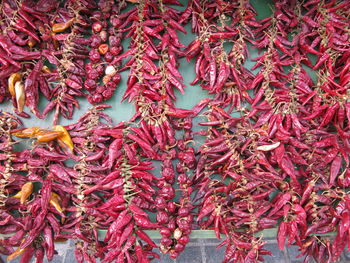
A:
8 73 22 97
53 125 74 151
7 243 26 260
12 182 33 204
98 44 109 55
14 81 25 113
50 192 63 214
27 38 37 48
41 65 51 73
52 18 75 33
35 130 63 143
12 127 41 138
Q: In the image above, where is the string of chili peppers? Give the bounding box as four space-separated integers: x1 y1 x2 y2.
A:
0 121 72 261
0 112 19 208
111 1 195 260
85 0 124 104
0 0 51 118
93 123 160 262
0 0 125 124
63 106 111 263
170 116 196 258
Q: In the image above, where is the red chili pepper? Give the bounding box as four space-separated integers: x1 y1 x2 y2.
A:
215 61 230 92
330 155 342 186
185 39 201 61
135 229 157 248
117 222 135 248
209 31 237 40
197 203 215 222
104 210 132 242
268 193 291 217
277 221 287 250
133 214 158 229
129 203 149 218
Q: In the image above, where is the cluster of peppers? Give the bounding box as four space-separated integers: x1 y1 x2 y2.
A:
0 0 123 124
0 103 196 263
186 0 350 262
1 0 350 263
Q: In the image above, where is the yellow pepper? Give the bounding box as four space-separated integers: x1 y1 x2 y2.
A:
53 125 74 151
8 73 21 97
52 18 74 33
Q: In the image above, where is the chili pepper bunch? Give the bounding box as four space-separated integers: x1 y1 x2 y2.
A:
0 111 74 262
190 0 350 262
112 0 198 259
0 106 156 263
0 0 125 124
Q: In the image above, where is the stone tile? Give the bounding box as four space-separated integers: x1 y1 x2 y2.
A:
204 246 225 263
153 249 175 263
55 241 70 257
262 244 286 263
43 254 63 263
0 255 21 263
187 239 200 245
152 239 161 245
69 238 76 247
176 246 202 263
157 253 175 263
286 245 350 263
64 249 76 263
2 255 22 263
265 238 277 244
202 238 221 246
286 245 304 263
287 245 321 263
337 254 346 263
343 249 350 260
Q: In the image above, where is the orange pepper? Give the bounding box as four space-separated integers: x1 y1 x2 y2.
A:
12 191 22 199
53 125 74 151
27 37 36 48
13 182 34 204
7 245 26 261
14 81 25 113
16 182 33 204
8 73 21 97
52 18 74 33
50 192 63 214
12 127 41 138
41 65 51 73
98 44 109 55
36 130 63 143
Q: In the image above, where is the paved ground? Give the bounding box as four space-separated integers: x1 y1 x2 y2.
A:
2 238 350 263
